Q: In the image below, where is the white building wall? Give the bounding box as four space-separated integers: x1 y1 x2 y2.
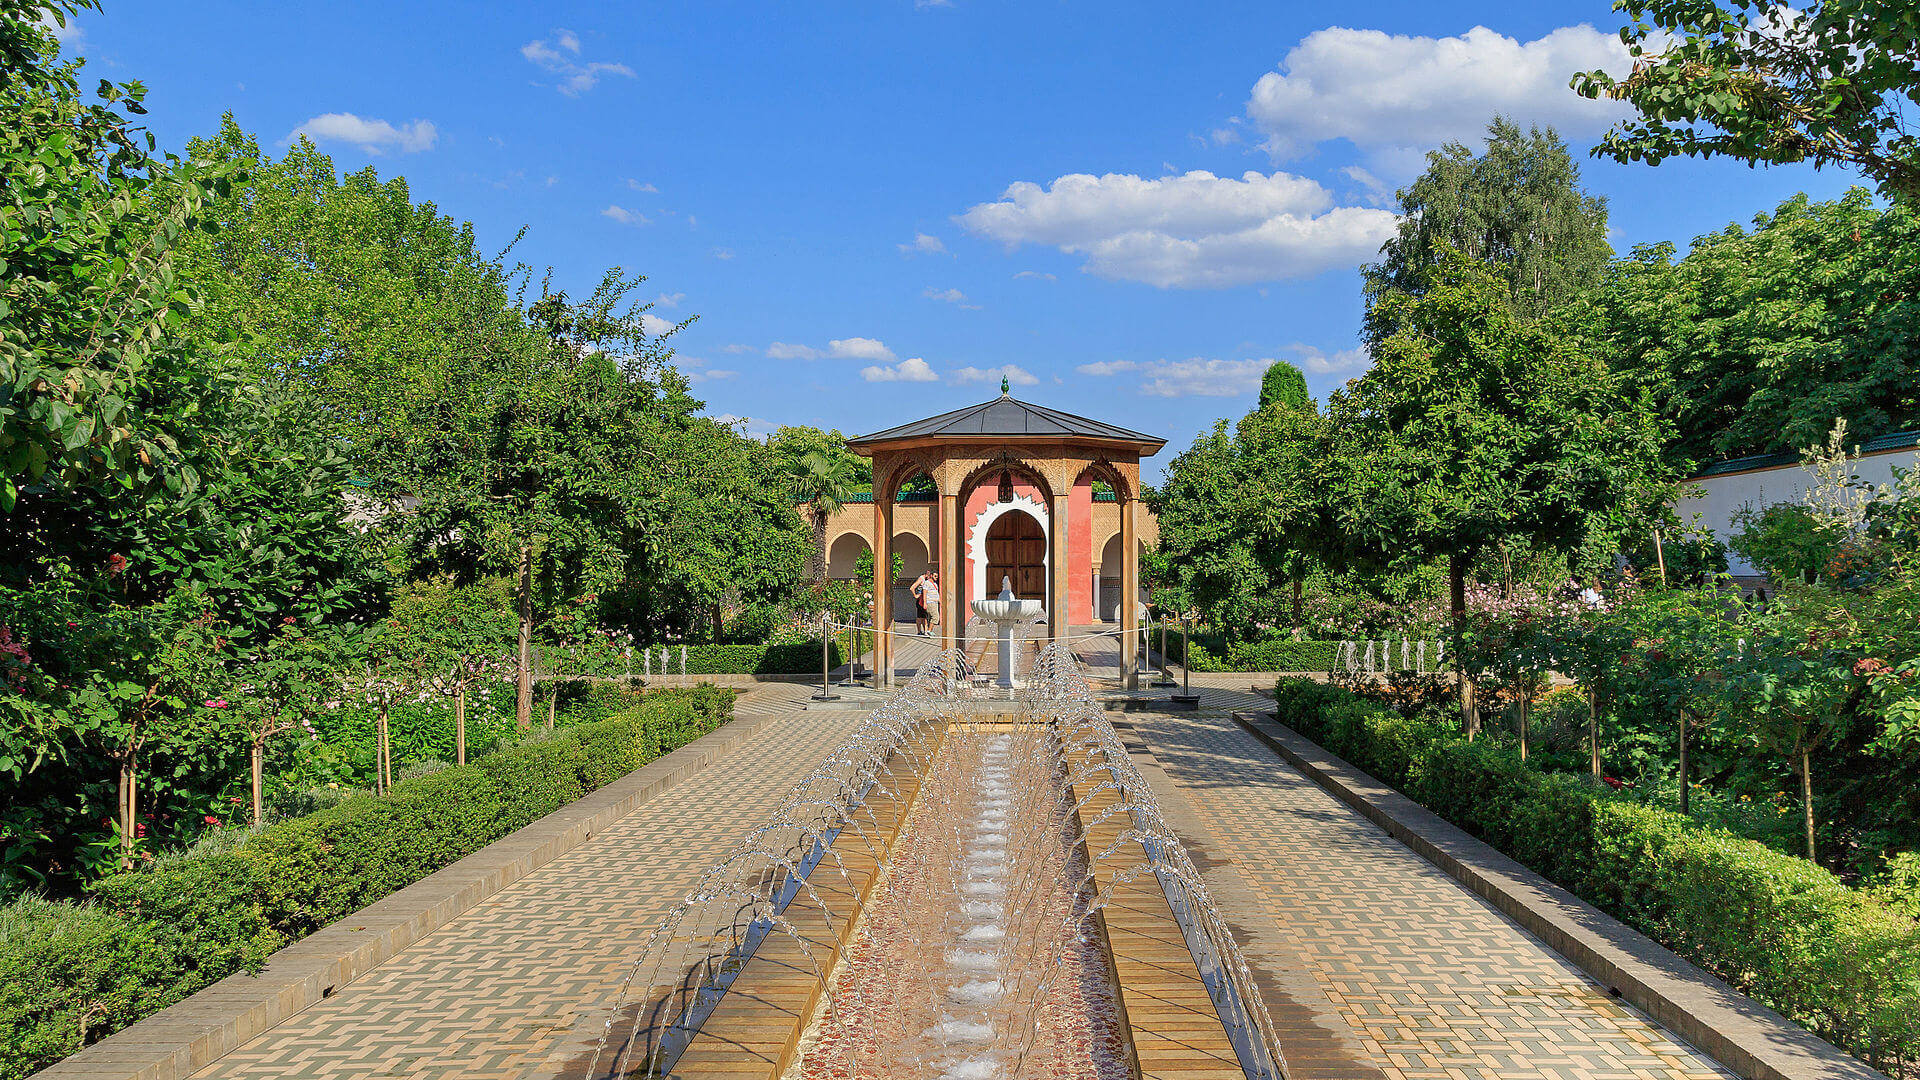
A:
1680 448 1918 576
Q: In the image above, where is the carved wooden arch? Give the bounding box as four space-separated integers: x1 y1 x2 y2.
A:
874 449 945 503
1071 456 1134 502
953 449 1058 505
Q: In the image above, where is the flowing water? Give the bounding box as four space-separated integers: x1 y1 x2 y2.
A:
588 645 1287 1080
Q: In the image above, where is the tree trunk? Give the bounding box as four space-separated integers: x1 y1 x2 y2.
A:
117 756 136 871
1450 553 1478 739
1588 690 1601 777
1518 690 1529 762
251 738 265 827
546 685 557 731
812 507 828 582
455 687 467 766
1291 577 1303 627
1799 743 1816 861
1499 541 1512 602
712 603 723 643
1678 710 1690 817
516 540 534 731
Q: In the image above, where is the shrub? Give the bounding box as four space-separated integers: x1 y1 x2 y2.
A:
1271 678 1920 1072
0 688 738 1078
1179 636 1340 672
676 641 842 675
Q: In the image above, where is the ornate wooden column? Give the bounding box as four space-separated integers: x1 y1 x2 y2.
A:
1050 489 1071 647
1120 493 1140 689
939 488 960 655
873 485 894 687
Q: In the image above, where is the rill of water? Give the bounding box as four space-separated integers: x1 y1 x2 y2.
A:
587 642 1287 1080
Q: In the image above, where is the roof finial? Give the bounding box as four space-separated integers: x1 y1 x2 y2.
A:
1000 375 1011 396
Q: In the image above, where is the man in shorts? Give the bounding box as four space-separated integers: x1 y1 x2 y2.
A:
910 571 932 636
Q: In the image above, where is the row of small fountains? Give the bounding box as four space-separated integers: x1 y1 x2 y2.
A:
589 644 1287 1080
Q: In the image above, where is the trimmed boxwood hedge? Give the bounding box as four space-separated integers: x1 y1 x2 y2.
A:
1269 677 1920 1073
674 640 844 675
1165 633 1340 672
0 686 735 1080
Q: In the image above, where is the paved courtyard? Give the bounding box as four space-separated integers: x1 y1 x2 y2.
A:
181 678 1733 1080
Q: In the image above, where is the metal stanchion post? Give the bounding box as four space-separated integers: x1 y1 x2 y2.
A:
1151 617 1177 688
1171 616 1200 709
812 613 840 702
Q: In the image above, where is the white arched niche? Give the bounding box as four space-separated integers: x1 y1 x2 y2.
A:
967 493 1051 606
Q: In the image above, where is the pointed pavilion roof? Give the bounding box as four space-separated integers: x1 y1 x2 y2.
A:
848 387 1165 454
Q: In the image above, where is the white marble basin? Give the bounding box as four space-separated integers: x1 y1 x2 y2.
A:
971 598 1042 622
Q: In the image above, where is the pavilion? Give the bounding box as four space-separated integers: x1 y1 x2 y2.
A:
841 382 1164 688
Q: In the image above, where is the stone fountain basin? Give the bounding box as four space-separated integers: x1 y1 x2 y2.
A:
971 598 1043 621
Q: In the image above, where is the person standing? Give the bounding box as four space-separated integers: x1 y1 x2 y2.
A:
910 571 932 636
920 571 941 639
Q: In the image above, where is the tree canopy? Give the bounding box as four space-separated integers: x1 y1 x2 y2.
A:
1575 0 1920 203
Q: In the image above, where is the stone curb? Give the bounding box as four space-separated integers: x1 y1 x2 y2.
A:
1229 710 1886 1080
32 695 800 1080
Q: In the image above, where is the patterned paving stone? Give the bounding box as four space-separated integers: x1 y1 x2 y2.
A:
1122 690 1735 1080
190 684 850 1080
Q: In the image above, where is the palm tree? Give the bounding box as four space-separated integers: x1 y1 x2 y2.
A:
786 449 857 581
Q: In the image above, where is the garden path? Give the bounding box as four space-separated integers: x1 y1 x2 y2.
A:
1125 685 1735 1080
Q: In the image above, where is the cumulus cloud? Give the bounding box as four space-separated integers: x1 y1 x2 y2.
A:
767 337 897 363
626 179 660 193
639 313 678 337
951 364 1038 387
924 287 981 309
287 113 437 154
1013 270 1057 281
522 30 635 96
1246 24 1635 165
602 205 648 226
862 357 939 382
653 292 686 309
718 413 781 437
35 9 80 45
1288 344 1371 375
959 169 1394 288
899 232 947 255
1075 357 1273 398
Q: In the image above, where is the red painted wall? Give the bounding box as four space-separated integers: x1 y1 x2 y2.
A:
1069 476 1093 624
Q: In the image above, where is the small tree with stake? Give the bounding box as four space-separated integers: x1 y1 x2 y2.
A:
229 622 351 825
392 578 516 764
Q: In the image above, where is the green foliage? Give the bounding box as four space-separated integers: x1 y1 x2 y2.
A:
1176 636 1339 672
0 689 732 1075
669 641 843 675
1572 191 1920 465
0 1 237 511
1732 502 1842 585
1363 118 1611 347
1574 1 1920 202
1256 361 1310 413
1273 678 1920 1070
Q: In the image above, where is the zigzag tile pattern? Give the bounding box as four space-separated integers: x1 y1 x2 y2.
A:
1125 690 1734 1080
190 684 848 1080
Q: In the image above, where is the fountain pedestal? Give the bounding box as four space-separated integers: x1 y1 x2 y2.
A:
970 577 1043 689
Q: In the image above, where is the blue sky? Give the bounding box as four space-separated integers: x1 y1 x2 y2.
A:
59 1 1863 482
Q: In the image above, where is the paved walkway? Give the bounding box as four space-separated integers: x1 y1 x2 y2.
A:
190 683 850 1080
181 679 1736 1080
1124 686 1732 1080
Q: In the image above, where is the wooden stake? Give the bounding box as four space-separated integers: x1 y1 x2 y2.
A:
1653 528 1668 587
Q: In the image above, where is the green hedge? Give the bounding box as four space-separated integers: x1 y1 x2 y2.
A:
1270 678 1920 1072
1167 633 1340 672
0 686 735 1079
672 640 843 675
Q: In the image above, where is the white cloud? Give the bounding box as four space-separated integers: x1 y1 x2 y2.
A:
718 413 781 437
721 343 757 354
286 113 437 154
828 336 895 362
899 232 948 255
626 179 660 193
639 313 678 337
916 0 954 8
653 292 686 309
959 169 1394 288
951 364 1038 387
1341 165 1394 207
1013 270 1057 281
1289 344 1371 375
602 205 648 226
767 342 823 361
1246 25 1635 166
862 357 939 382
522 30 635 96
686 367 736 383
767 337 896 362
1075 357 1273 398
923 287 981 310
712 248 735 260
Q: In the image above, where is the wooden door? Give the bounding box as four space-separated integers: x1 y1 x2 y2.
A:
985 511 1047 602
